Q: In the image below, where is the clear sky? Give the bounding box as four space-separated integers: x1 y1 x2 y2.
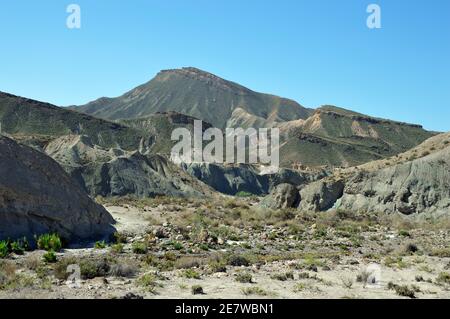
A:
0 0 449 131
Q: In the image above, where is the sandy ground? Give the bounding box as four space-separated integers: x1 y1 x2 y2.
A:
1 201 450 299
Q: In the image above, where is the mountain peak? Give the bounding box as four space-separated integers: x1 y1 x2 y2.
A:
155 67 250 94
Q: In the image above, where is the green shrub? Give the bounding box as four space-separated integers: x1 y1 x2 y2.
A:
94 241 107 249
10 238 29 255
113 232 127 244
227 254 250 267
209 261 227 273
182 269 201 279
235 272 253 283
36 234 62 252
191 285 204 295
235 191 253 198
43 250 57 263
270 272 294 281
394 285 416 298
0 241 9 258
109 262 138 278
398 230 411 238
387 282 416 298
132 242 147 254
430 248 450 258
171 241 184 251
242 286 269 296
111 243 124 254
136 273 160 293
436 272 450 285
54 257 110 280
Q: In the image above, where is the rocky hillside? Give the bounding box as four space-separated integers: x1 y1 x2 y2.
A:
71 68 433 168
120 111 213 154
183 163 327 196
73 67 313 129
0 91 151 151
334 132 450 217
44 135 215 198
277 106 435 167
265 132 450 216
0 135 115 242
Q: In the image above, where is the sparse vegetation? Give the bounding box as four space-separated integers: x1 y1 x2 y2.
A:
94 241 107 249
132 242 148 254
136 273 160 293
42 250 57 263
36 234 62 252
182 269 201 279
270 272 294 281
242 286 270 296
235 272 253 283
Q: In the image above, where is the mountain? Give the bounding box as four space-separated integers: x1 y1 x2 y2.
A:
120 111 213 154
70 68 434 168
44 134 215 198
0 135 115 242
0 91 151 151
272 132 450 216
73 67 314 129
277 106 435 167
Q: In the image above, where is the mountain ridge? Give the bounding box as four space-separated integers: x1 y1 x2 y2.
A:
72 67 314 129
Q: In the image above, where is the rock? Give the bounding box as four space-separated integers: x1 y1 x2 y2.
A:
260 183 300 209
153 227 170 239
0 136 115 243
298 180 345 211
183 163 325 196
120 292 144 300
45 135 214 198
336 139 450 216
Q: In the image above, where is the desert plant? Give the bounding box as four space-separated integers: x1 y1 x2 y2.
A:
341 277 353 289
235 272 253 283
113 232 127 244
111 243 124 254
182 269 201 279
136 273 161 293
191 285 204 295
36 233 62 252
94 241 107 249
109 262 138 278
242 286 269 296
42 250 57 263
270 272 294 281
395 285 416 298
404 243 419 254
10 238 29 255
132 242 147 254
0 241 9 258
436 272 450 285
235 191 253 198
227 254 250 267
209 261 227 273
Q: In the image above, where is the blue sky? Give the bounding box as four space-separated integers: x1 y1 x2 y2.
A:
0 0 449 131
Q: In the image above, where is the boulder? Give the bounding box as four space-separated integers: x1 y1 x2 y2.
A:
260 183 300 209
0 135 115 243
298 180 345 211
336 145 450 216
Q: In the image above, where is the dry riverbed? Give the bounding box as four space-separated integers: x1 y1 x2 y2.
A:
1 196 450 299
